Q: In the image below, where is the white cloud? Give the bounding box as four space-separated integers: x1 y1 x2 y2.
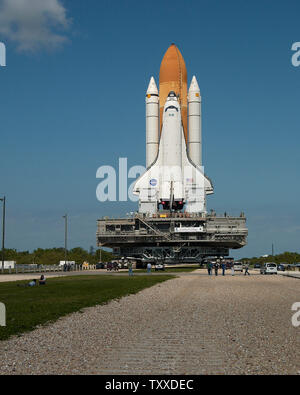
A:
0 0 71 51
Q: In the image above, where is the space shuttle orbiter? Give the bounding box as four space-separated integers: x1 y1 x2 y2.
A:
133 44 213 214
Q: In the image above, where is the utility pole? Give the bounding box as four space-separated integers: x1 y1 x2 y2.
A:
0 197 5 274
62 214 68 264
272 243 274 256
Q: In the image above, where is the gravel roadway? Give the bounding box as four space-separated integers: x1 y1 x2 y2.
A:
0 270 299 375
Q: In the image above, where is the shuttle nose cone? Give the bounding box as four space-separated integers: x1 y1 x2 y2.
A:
159 44 187 87
146 76 158 96
188 76 200 94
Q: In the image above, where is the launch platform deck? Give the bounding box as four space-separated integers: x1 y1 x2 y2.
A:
97 212 248 263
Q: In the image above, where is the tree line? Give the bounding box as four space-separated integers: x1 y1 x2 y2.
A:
2 247 115 266
240 251 300 265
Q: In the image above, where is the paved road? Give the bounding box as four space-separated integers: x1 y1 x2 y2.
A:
0 268 260 282
0 272 66 283
279 271 300 279
0 271 299 375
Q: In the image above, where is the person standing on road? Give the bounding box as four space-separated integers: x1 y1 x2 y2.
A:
244 263 250 276
128 261 133 276
231 263 235 276
214 261 219 276
147 262 152 274
206 261 211 276
221 261 226 276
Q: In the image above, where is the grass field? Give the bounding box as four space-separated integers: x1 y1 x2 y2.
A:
0 274 173 341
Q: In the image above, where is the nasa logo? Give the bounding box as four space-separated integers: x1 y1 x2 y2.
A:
150 179 157 186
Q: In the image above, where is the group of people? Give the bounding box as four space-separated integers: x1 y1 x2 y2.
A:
18 275 46 287
206 261 250 276
63 263 73 272
107 261 119 271
206 261 227 276
127 262 151 275
29 275 46 286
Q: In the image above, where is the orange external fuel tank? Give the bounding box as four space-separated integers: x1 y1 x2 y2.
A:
159 44 188 142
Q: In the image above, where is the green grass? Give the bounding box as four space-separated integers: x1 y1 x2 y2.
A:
0 274 173 341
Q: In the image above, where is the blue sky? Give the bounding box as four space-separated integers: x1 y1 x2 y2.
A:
0 0 299 258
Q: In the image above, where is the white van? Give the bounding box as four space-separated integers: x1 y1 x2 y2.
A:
260 262 277 275
233 262 243 272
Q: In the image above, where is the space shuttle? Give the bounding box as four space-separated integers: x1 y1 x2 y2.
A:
133 44 213 214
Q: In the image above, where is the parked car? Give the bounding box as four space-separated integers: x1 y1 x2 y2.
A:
294 262 300 268
233 262 243 272
96 262 105 269
254 263 261 269
277 264 285 272
280 262 288 267
155 263 165 271
260 262 277 275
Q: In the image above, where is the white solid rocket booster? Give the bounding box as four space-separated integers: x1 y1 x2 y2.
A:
188 76 202 167
146 77 159 168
